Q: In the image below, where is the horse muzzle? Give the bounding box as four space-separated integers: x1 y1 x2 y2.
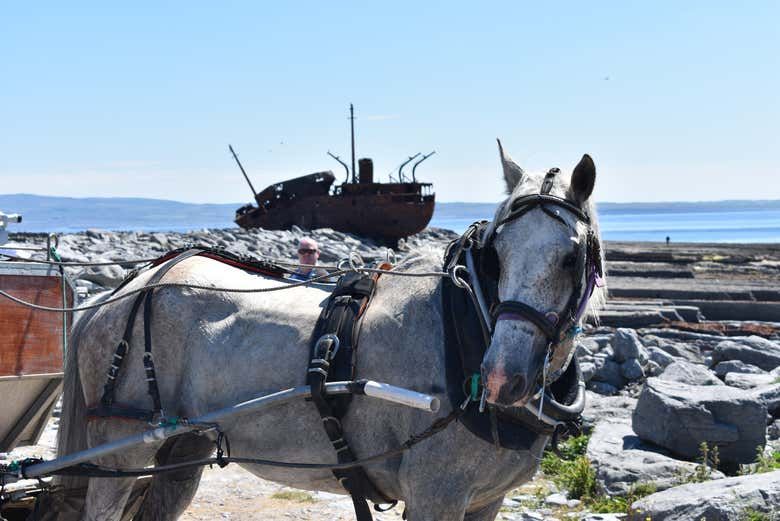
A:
481 361 536 407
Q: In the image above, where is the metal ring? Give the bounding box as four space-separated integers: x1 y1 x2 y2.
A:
348 251 364 272
448 265 469 289
385 248 396 265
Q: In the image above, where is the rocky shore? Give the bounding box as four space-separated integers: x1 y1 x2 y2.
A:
4 228 780 519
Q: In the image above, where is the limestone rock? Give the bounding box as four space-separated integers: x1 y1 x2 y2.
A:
628 470 780 521
749 383 780 418
652 341 703 364
632 378 766 465
580 361 597 383
724 372 777 390
658 360 723 386
611 329 647 363
592 358 625 389
645 346 676 369
587 415 714 496
620 358 644 381
581 392 637 431
712 336 780 371
588 381 619 396
77 264 126 287
713 360 766 378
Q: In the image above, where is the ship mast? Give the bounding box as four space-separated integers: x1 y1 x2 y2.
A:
350 104 356 184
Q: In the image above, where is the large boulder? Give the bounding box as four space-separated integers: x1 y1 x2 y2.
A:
620 358 644 382
646 346 677 369
582 392 637 431
611 328 647 363
587 415 717 496
77 263 126 288
713 360 766 378
750 383 780 418
711 336 780 371
653 341 703 364
591 357 626 389
632 378 766 465
724 373 777 389
658 360 723 386
628 470 780 521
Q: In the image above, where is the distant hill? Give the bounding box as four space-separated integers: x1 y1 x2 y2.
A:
0 194 238 233
2 194 779 235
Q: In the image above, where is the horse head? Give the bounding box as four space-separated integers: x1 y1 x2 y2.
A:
480 140 606 407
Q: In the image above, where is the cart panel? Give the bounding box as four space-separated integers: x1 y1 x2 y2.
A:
0 270 71 376
0 262 74 452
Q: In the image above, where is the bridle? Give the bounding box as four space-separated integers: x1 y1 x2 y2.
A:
448 168 604 387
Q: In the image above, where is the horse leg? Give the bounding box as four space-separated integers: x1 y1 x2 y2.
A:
402 482 470 521
82 421 161 521
132 433 215 521
81 475 138 521
463 497 504 521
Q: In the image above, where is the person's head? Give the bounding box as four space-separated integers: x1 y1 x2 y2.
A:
297 238 320 272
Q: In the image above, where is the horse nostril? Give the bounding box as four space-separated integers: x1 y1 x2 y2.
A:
508 373 527 399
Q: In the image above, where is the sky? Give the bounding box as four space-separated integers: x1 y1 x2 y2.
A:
1 2 778 204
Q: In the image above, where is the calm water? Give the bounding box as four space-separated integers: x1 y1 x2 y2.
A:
2 195 779 243
431 202 780 243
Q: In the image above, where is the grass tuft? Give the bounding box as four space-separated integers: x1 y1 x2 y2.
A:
539 434 656 514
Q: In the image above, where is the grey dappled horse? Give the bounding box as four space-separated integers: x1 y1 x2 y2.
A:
57 143 606 521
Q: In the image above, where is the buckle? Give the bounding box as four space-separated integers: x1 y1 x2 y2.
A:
315 333 341 361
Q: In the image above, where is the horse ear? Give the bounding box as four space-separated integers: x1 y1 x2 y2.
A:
569 154 596 205
497 138 524 194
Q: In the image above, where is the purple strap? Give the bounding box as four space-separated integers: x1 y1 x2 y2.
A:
573 263 603 323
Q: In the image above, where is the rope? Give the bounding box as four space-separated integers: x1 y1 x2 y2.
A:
0 263 451 313
0 248 400 271
0 252 161 267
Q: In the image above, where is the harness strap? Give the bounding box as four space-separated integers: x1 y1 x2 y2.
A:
540 168 559 195
306 270 395 521
143 290 163 416
89 248 203 420
492 301 558 340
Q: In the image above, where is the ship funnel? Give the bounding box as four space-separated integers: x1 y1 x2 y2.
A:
358 158 374 184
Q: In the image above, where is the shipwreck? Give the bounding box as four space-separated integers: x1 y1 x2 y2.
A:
232 106 436 243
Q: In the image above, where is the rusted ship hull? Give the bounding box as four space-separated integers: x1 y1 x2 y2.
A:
235 192 435 241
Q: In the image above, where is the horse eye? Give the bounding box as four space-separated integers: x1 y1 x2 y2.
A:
562 253 577 269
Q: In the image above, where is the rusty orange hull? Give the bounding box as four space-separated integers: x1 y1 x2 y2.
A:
236 190 435 241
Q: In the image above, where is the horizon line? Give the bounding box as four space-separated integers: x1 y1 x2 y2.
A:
2 192 780 207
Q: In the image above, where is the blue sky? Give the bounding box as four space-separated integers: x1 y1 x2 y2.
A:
1 2 778 204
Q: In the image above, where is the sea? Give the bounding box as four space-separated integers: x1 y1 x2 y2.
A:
2 194 780 243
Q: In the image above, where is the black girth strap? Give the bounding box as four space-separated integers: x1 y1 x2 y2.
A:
89 248 203 421
306 271 395 521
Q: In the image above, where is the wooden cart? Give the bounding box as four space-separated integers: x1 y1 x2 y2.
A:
0 261 74 453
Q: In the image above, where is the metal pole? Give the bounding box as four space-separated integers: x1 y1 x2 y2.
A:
349 104 356 184
327 151 350 183
397 153 421 183
229 145 259 199
411 150 436 183
21 380 438 479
